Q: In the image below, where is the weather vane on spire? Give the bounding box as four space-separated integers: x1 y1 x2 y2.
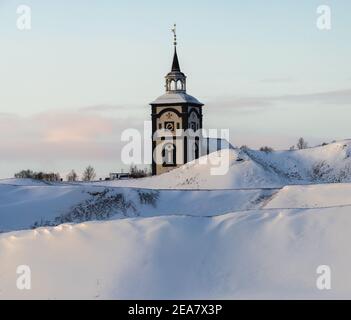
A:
171 23 177 47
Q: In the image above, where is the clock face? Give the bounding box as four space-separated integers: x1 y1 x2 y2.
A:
191 121 197 131
165 121 175 131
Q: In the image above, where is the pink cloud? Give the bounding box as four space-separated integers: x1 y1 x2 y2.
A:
33 112 114 143
0 110 143 162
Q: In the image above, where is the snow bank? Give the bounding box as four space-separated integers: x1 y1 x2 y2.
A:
93 140 351 189
0 178 51 186
265 183 351 209
244 140 351 184
0 184 89 232
1 207 351 299
95 149 285 189
0 184 277 233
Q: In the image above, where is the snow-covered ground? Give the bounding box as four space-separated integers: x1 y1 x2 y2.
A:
0 178 52 186
264 183 351 209
1 207 351 299
1 140 351 299
0 184 277 232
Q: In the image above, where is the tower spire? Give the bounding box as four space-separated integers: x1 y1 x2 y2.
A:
171 24 181 72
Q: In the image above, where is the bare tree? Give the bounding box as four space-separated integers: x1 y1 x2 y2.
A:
67 170 78 182
82 166 96 181
297 137 308 150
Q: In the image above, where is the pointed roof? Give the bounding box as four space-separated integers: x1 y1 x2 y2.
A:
171 48 181 72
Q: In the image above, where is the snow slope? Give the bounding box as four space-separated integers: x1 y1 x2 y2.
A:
0 183 277 233
1 207 351 299
265 183 351 209
3 180 351 234
244 140 351 184
93 140 351 189
93 149 286 189
0 178 52 186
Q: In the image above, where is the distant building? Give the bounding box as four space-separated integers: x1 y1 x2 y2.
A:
109 172 129 180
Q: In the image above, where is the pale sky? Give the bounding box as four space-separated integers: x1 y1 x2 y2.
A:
0 0 351 179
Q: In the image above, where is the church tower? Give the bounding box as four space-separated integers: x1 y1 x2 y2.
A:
150 25 204 176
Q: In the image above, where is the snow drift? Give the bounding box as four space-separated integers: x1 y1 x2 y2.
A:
1 206 351 299
0 183 277 233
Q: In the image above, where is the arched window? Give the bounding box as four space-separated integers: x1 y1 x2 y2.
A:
170 80 176 91
162 143 176 166
177 80 183 91
194 141 199 160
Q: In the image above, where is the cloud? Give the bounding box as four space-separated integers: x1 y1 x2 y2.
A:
207 97 273 110
33 112 113 143
0 110 144 163
277 88 351 105
207 88 351 112
260 77 295 83
0 112 16 117
79 104 138 113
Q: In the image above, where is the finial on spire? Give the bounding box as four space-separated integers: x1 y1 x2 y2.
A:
170 23 181 72
171 23 177 47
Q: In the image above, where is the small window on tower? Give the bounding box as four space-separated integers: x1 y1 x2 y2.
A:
177 123 180 129
159 123 162 129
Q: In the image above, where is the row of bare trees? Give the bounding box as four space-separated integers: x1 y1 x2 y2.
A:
257 137 310 153
14 166 97 182
66 166 96 182
259 138 337 152
14 164 150 182
14 170 61 181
